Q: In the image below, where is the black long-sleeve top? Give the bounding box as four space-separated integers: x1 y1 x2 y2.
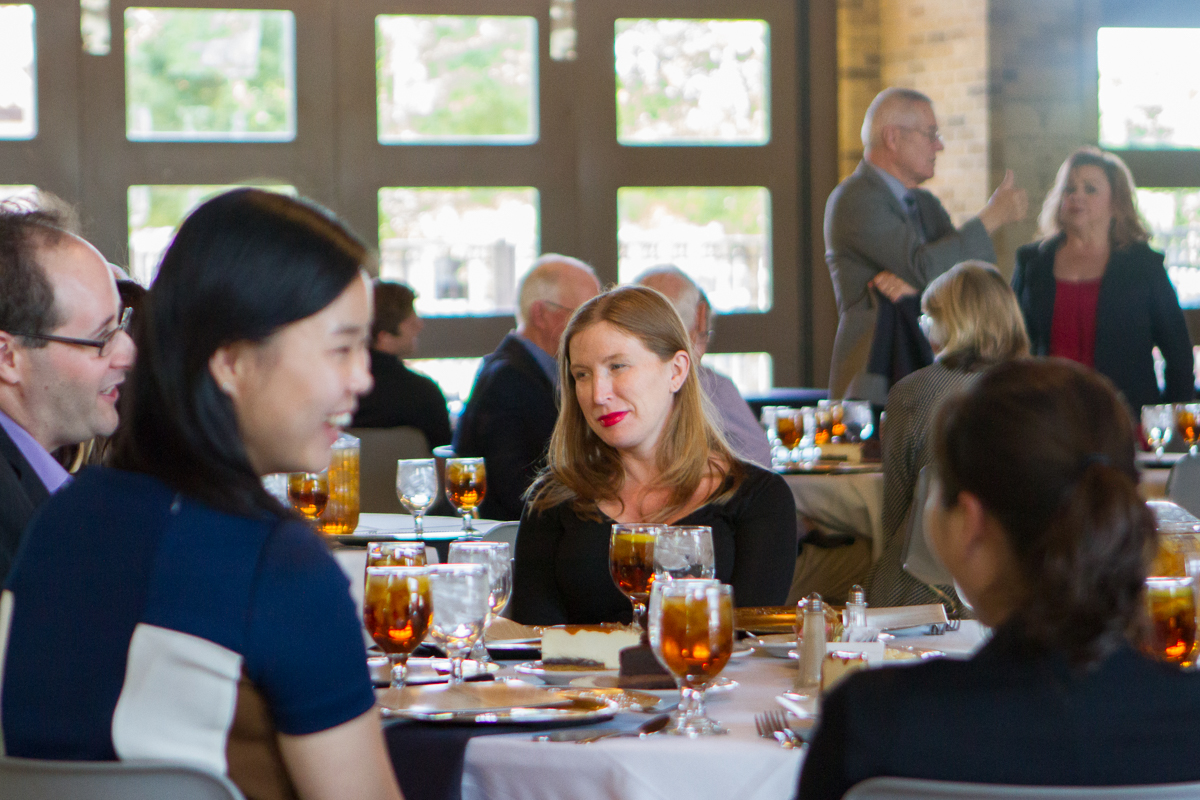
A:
509 463 798 625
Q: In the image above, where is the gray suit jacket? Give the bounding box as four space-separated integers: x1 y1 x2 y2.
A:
824 161 996 405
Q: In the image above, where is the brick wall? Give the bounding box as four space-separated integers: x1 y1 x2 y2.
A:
836 0 881 181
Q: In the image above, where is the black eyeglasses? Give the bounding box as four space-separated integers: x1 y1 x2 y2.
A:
12 307 133 358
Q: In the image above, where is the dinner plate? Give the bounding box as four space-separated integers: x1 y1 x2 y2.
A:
569 674 738 694
378 683 616 724
555 686 672 712
369 656 500 686
514 661 615 686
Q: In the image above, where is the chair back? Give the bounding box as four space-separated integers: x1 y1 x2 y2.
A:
843 777 1200 799
348 426 432 513
1167 454 1200 519
0 756 246 800
900 465 952 586
479 521 519 550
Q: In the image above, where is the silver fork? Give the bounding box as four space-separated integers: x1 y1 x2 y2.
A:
754 710 802 749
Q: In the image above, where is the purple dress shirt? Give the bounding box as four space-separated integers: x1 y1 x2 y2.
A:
0 409 71 494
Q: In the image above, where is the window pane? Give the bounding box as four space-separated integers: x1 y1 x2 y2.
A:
1098 27 1200 150
125 8 296 142
128 184 295 285
0 185 38 205
702 352 772 395
0 5 36 140
378 187 539 316
406 357 482 419
617 186 771 313
615 18 768 146
1139 187 1200 308
376 15 537 144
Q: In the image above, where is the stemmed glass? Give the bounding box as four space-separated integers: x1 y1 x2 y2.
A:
396 458 438 537
1177 403 1200 456
445 457 487 535
363 566 432 689
425 563 490 685
842 400 874 443
1143 404 1175 458
649 579 735 736
653 526 716 581
447 541 512 664
287 470 329 521
610 524 662 635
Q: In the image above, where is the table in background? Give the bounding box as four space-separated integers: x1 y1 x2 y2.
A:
781 469 885 559
456 622 988 800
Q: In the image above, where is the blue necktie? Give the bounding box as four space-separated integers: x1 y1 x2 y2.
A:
904 193 926 244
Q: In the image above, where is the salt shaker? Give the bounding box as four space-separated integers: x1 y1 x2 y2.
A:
843 584 867 630
795 592 826 695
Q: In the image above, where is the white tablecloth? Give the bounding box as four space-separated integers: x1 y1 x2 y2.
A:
459 622 989 800
783 471 886 559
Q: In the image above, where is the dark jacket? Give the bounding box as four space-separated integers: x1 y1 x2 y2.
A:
452 334 557 521
351 349 452 449
1013 238 1194 409
0 422 50 585
800 624 1200 800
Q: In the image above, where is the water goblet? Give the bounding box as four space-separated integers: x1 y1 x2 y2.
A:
363 566 432 689
654 526 716 581
287 470 329 521
425 563 490 685
841 400 874 443
1142 404 1175 458
649 579 735 736
396 458 438 537
447 540 512 664
446 458 487 535
610 524 661 635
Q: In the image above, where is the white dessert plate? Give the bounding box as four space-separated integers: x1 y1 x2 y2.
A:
757 633 798 658
569 674 738 694
515 661 615 686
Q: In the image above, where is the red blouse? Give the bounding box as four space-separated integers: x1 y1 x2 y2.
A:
1049 278 1102 368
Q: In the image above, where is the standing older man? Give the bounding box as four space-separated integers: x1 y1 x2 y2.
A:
825 87 1028 405
0 206 135 581
636 265 772 468
454 254 601 520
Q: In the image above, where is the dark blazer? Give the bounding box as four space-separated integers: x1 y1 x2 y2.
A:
799 625 1200 800
452 333 557 521
825 161 996 405
351 349 452 449
0 422 50 585
1013 238 1194 409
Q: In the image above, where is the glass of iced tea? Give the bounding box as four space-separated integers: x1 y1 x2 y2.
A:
425 564 490 685
649 579 734 736
366 541 427 568
610 524 661 634
1178 403 1200 455
814 401 836 446
445 457 487 535
1145 576 1198 667
363 566 432 689
287 470 329 521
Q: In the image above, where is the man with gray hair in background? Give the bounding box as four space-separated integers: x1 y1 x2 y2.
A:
454 254 601 520
825 86 1028 406
636 265 771 468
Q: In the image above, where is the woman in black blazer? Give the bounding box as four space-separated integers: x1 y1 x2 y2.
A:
800 359 1200 799
1011 147 1193 410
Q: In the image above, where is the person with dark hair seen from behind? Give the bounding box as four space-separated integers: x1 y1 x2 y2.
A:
865 261 1029 612
800 359 1200 800
509 285 796 625
0 201 135 584
352 279 451 450
454 254 602 521
0 190 404 800
1013 146 1193 410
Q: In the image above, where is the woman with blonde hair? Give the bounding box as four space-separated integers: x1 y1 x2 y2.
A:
509 285 796 624
1013 146 1193 409
866 260 1030 610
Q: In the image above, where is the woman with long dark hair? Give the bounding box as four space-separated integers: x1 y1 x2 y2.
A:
0 190 403 800
801 358 1200 799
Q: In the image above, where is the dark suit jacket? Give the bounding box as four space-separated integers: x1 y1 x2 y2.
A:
452 334 557 521
351 349 452 449
825 161 996 405
0 423 50 585
1013 238 1194 409
800 625 1200 800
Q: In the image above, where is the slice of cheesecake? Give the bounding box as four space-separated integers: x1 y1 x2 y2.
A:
541 624 642 670
821 650 868 692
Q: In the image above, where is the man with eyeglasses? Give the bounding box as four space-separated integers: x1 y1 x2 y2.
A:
0 205 135 582
454 254 601 520
825 87 1028 406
